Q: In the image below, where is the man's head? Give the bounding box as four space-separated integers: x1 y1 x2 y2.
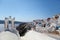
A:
16 23 28 36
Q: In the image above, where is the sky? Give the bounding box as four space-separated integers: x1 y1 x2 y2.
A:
0 0 60 22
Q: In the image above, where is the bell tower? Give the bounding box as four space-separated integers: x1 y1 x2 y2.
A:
4 16 15 30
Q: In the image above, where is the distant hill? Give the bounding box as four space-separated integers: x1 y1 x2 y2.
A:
0 20 23 24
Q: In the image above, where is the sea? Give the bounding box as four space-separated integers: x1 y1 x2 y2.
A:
0 24 20 32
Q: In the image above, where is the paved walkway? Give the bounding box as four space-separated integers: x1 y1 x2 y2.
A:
21 30 56 40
